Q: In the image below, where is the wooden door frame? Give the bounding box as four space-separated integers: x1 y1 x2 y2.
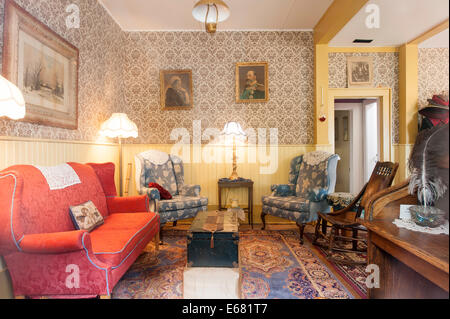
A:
328 87 392 162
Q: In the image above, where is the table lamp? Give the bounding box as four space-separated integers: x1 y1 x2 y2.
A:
100 113 138 196
0 75 25 299
221 122 247 180
0 75 26 120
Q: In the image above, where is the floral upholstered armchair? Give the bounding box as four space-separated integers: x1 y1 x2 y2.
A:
135 150 208 238
261 151 340 244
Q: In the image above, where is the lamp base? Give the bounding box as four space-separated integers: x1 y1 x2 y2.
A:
229 171 240 181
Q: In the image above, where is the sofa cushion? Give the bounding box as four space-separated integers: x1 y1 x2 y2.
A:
90 212 159 267
144 159 178 196
87 163 117 197
262 195 310 212
159 196 208 212
69 200 104 232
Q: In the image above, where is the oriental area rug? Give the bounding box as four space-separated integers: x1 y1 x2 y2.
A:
112 229 364 299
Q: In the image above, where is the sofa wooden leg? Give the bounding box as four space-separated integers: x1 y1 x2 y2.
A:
261 212 267 230
154 232 160 254
15 295 25 299
159 227 164 245
100 295 111 299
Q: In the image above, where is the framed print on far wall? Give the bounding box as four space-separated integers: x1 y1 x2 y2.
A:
160 69 193 110
347 56 373 88
236 62 269 103
2 0 79 130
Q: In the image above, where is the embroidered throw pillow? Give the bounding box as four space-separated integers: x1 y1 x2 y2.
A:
149 182 173 200
69 201 104 232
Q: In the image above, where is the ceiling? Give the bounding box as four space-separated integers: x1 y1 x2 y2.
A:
329 0 449 47
99 0 449 47
419 28 449 48
98 0 333 31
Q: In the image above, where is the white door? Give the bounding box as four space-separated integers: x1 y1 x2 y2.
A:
363 100 380 182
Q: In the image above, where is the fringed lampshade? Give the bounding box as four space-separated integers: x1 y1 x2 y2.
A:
0 75 25 120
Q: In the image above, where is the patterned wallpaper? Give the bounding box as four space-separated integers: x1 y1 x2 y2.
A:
120 31 315 145
0 0 124 141
418 48 449 110
328 52 400 143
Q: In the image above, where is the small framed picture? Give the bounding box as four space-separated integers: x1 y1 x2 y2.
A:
236 62 269 103
160 69 193 110
347 56 373 88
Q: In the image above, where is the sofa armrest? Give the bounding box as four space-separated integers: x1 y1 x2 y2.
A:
19 230 88 254
271 184 296 197
179 184 201 197
106 195 150 214
141 187 161 201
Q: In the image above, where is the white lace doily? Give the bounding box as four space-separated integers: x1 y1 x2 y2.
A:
393 218 449 235
303 151 334 166
35 163 81 190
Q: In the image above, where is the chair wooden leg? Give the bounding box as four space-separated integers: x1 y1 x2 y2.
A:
297 223 305 245
322 219 327 236
328 227 336 254
352 229 358 251
100 295 111 299
261 212 267 230
313 218 321 244
173 221 177 227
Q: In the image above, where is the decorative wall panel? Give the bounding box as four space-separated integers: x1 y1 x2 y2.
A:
418 48 449 110
120 31 316 145
0 0 125 141
328 52 400 143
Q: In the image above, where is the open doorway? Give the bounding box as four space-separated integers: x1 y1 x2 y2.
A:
334 98 380 193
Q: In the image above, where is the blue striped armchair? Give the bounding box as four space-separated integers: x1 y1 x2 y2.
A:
135 150 208 240
261 151 340 244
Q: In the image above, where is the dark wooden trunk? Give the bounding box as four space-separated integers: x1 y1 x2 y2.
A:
187 231 239 268
187 210 239 268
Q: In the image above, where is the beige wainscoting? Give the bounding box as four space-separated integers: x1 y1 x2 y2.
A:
0 136 120 186
122 144 333 225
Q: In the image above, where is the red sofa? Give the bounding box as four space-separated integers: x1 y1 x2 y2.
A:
0 162 160 299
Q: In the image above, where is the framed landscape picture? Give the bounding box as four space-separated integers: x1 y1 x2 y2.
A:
2 0 79 129
160 69 193 110
236 62 269 103
347 56 373 88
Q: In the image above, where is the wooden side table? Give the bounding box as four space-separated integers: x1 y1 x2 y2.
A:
218 179 254 228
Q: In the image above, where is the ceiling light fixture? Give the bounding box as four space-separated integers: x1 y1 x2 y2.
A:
192 0 230 34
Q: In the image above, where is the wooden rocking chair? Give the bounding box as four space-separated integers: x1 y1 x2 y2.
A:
313 161 399 264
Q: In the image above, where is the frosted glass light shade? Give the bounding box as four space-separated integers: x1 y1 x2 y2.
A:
100 113 138 139
192 0 230 23
0 75 26 120
221 122 246 137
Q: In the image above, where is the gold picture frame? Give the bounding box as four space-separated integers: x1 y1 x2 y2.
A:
2 0 79 129
347 56 374 88
236 62 269 103
160 69 193 110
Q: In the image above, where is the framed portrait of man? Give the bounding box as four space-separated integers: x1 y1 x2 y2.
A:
236 62 269 103
2 0 79 129
160 69 193 110
347 56 374 88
